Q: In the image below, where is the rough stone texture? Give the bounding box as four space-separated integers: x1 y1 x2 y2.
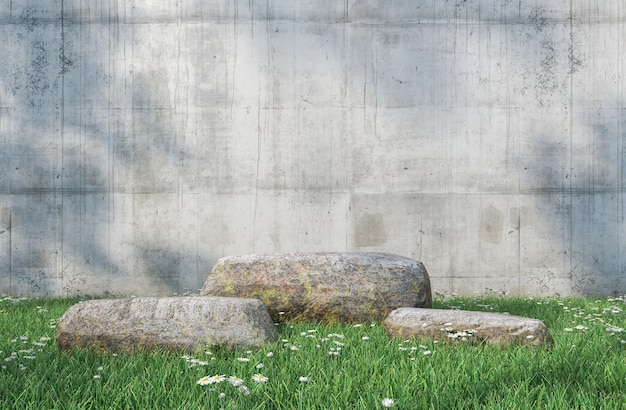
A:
200 252 431 323
384 308 553 348
56 297 278 353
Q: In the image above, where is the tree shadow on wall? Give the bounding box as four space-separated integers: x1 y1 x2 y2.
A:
0 4 198 296
524 97 625 296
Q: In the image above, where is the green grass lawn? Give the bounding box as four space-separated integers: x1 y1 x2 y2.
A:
1 295 626 409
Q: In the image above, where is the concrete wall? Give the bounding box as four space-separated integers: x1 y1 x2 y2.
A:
0 1 624 297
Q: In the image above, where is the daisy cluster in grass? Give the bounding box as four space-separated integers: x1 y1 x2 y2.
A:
556 296 626 345
2 316 54 371
190 350 275 400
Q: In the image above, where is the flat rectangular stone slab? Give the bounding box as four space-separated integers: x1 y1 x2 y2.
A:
384 308 553 348
56 297 279 353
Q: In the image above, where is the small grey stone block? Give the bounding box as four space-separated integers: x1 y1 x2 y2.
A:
56 296 278 353
384 308 554 348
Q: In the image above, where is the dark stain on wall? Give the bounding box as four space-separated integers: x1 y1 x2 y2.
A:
480 205 504 245
355 213 387 247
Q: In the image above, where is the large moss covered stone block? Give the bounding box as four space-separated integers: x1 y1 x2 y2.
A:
200 252 432 323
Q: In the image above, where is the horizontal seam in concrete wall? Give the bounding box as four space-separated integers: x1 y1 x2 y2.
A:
1 17 622 25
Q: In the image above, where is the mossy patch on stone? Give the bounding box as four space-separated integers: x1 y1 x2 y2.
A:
201 252 432 323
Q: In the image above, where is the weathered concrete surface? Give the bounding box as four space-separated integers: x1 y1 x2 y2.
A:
200 252 431 323
1 2 625 298
56 297 278 353
384 308 553 348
